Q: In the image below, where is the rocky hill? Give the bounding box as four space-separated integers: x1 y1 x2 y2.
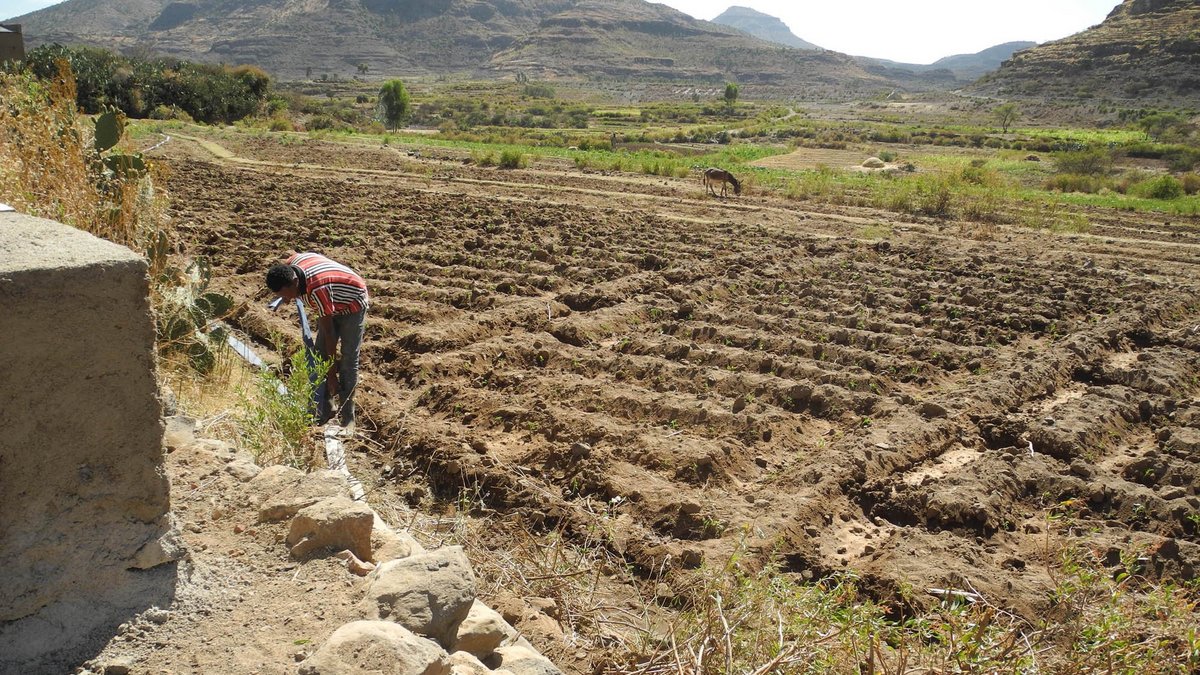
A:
9 0 897 95
711 5 820 50
972 0 1200 102
854 42 1037 83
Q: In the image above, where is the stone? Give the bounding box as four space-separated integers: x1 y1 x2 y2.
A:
256 469 351 523
225 459 261 482
129 520 186 570
484 645 563 675
373 521 426 562
918 401 949 419
359 546 477 648
286 497 374 561
336 549 377 576
453 600 511 658
862 157 886 168
448 650 492 675
298 621 451 675
163 415 197 451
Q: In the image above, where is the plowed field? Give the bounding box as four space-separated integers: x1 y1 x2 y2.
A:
155 130 1200 664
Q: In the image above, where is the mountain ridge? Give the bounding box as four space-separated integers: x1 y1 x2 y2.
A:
9 0 895 96
710 5 820 51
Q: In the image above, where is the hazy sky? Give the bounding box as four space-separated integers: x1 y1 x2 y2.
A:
654 0 1121 63
6 0 1122 64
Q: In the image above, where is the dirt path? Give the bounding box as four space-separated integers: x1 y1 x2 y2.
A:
153 130 1200 670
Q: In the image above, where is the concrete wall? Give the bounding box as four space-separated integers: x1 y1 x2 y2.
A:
0 213 173 671
0 24 24 63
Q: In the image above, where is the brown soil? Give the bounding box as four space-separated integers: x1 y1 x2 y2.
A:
145 129 1200 672
80 435 365 674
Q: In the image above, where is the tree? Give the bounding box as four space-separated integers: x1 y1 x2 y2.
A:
378 79 411 132
993 102 1020 133
1137 111 1188 142
356 62 370 75
723 82 739 109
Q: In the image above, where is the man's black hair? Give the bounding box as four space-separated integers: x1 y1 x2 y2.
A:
266 263 297 292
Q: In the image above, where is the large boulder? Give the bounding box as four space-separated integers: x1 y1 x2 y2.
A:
286 497 375 560
255 469 351 522
298 621 450 675
360 547 476 648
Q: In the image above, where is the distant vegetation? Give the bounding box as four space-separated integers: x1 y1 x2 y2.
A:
23 44 271 124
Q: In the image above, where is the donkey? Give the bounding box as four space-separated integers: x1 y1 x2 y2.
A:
703 167 741 197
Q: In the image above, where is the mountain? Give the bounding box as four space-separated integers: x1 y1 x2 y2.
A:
972 0 1200 102
711 5 820 50
706 5 1029 82
8 0 896 96
855 41 1037 82
930 41 1038 79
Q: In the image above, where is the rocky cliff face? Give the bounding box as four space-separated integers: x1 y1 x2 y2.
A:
971 0 1200 102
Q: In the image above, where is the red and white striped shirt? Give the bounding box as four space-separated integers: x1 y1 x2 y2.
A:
287 252 369 318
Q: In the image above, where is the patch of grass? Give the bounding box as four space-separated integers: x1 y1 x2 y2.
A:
238 349 329 469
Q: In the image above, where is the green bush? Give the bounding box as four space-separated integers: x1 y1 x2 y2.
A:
472 150 497 167
1053 148 1113 175
522 83 555 98
1130 174 1184 200
239 349 329 469
1045 174 1109 194
498 149 526 169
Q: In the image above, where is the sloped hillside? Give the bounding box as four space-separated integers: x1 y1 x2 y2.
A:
10 0 894 94
489 0 889 95
972 0 1200 102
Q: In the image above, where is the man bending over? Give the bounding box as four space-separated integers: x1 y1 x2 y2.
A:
266 252 369 428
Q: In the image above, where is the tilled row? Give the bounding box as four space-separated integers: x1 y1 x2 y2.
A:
167 153 1200 624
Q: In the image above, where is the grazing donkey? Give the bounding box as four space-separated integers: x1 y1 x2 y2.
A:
703 167 741 197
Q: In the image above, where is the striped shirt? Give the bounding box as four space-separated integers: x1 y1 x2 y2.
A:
287 252 369 318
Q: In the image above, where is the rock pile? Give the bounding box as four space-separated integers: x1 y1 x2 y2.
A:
242 433 562 674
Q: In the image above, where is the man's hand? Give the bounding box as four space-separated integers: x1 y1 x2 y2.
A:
326 369 339 396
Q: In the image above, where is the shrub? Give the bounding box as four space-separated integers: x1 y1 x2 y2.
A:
307 114 341 131
149 104 194 122
877 150 897 162
522 83 555 98
239 349 327 469
1163 147 1200 172
498 149 526 169
1181 173 1200 195
1045 174 1109 194
472 150 497 167
1054 148 1113 176
960 161 1000 187
1130 174 1184 200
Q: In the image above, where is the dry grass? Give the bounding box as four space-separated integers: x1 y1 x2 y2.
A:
0 63 164 255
